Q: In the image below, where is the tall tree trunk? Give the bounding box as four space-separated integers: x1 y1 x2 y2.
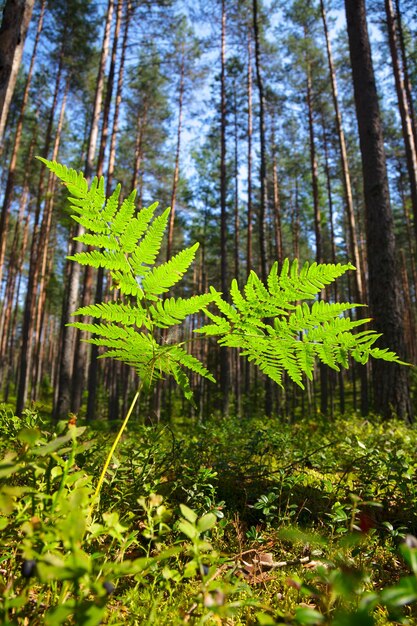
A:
54 0 114 419
385 0 417 247
244 29 253 409
253 0 272 417
345 0 412 421
306 60 322 265
271 111 283 266
131 106 147 191
0 0 45 292
219 0 229 416
246 29 253 276
87 0 131 420
320 0 364 300
232 83 242 416
31 80 68 400
73 0 123 416
305 48 328 415
16 52 63 415
395 0 417 159
0 130 34 392
252 0 268 283
167 45 185 261
0 0 34 145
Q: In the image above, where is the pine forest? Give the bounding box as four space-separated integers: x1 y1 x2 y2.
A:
2 0 417 624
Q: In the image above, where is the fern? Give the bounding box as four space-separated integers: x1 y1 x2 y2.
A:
197 261 407 390
43 157 407 403
41 158 216 397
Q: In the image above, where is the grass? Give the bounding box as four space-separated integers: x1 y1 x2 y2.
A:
2 405 417 624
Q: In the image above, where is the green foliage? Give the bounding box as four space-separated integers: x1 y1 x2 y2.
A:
198 260 405 389
40 158 404 401
3 407 417 624
38 158 216 403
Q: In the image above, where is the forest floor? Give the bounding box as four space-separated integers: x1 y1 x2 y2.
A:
2 405 417 625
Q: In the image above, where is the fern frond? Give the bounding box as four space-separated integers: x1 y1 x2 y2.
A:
112 190 137 235
130 208 170 270
118 203 157 253
36 157 89 198
68 250 130 272
110 272 144 298
72 301 146 327
73 233 119 250
149 293 215 328
166 346 216 383
101 184 122 223
142 243 199 296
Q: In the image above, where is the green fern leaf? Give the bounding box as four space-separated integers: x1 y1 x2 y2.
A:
72 301 146 326
149 293 215 328
101 184 122 223
36 157 89 198
142 244 199 296
118 203 157 253
167 346 216 383
130 208 170 271
68 250 130 272
112 190 137 235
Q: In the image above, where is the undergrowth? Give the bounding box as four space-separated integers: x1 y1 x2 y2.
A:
2 406 417 625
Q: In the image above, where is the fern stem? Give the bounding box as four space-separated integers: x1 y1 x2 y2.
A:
89 387 141 516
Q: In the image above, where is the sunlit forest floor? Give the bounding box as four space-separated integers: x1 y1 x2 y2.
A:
2 404 417 625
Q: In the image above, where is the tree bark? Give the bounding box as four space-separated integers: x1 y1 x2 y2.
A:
0 0 45 293
16 52 63 415
246 29 253 278
320 0 364 301
0 0 34 145
167 44 185 261
87 0 132 420
253 0 272 417
219 0 229 416
385 0 417 247
54 0 114 419
344 0 412 421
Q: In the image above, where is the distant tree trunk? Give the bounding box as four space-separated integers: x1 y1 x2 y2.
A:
253 0 272 417
398 159 417 298
0 0 34 145
252 0 267 283
305 51 328 415
219 0 229 416
320 0 364 300
395 0 417 157
385 0 417 247
306 62 321 265
320 0 368 414
400 249 416 361
271 112 283 266
32 80 68 400
232 83 242 417
54 0 114 419
131 106 147 191
16 52 63 415
0 126 35 389
167 45 185 261
87 0 131 421
246 29 253 276
244 29 253 406
345 0 412 421
0 0 44 292
292 176 300 259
